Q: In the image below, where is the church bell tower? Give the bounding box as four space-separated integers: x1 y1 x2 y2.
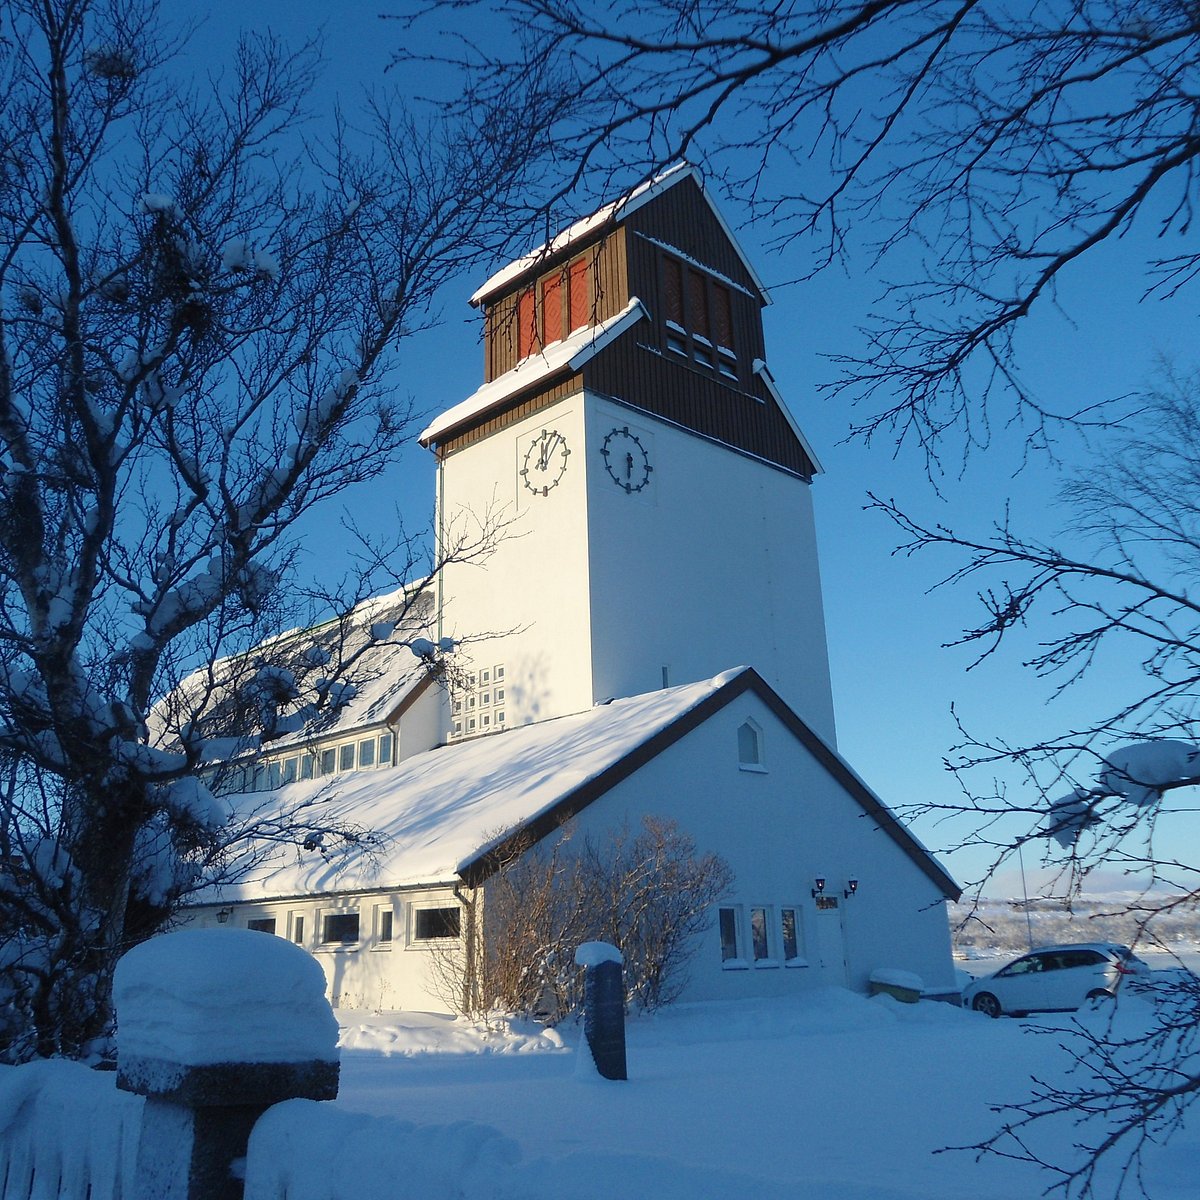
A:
420 166 838 746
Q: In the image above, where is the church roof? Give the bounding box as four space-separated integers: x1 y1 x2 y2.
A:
468 164 771 307
196 667 959 904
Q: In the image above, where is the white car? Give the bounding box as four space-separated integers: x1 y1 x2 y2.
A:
962 943 1150 1017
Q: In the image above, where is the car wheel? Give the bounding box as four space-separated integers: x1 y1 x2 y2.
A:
972 992 1002 1018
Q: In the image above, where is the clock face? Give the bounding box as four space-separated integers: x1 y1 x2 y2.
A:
601 426 653 493
520 429 570 495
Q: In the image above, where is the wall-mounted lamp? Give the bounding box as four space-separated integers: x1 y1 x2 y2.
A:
216 907 233 924
844 879 859 899
811 877 826 898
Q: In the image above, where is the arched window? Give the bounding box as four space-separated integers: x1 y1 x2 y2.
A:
737 719 764 769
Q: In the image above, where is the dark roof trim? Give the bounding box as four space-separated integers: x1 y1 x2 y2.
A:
459 668 961 900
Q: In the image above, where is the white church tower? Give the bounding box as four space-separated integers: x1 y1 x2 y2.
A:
421 166 838 746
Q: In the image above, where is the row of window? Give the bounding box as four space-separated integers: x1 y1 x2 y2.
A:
719 904 807 969
215 731 395 794
242 902 461 950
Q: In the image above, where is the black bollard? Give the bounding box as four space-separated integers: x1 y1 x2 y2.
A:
575 942 627 1081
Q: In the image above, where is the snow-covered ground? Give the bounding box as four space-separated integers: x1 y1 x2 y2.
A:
327 956 1199 1200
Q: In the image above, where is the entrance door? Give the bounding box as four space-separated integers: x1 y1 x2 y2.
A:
813 894 848 984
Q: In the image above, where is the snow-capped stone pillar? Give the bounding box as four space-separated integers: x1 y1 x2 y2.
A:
114 929 340 1200
575 941 627 1081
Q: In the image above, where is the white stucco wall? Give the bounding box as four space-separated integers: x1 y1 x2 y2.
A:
584 397 837 743
435 390 838 743
436 401 595 726
550 692 956 1001
179 885 462 1012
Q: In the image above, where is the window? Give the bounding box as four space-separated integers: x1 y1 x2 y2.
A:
781 908 803 964
413 906 461 941
541 272 563 346
339 743 355 771
300 754 314 780
247 917 277 935
358 738 375 768
517 287 536 359
751 907 772 963
281 756 298 784
719 906 743 964
378 909 393 944
377 732 392 765
737 720 764 769
267 760 282 789
292 915 305 945
322 912 360 945
568 257 590 332
661 254 739 379
320 748 336 775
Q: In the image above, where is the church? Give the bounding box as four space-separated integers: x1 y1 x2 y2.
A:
178 165 960 1012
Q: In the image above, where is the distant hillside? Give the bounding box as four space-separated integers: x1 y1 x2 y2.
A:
950 895 1200 959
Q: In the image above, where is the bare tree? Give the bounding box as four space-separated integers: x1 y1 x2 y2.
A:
0 0 539 1062
434 817 733 1022
401 1 1200 458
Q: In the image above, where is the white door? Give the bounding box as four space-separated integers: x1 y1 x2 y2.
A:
813 895 848 984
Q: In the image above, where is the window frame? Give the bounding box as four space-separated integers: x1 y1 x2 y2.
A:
408 902 463 948
718 905 749 969
737 718 766 772
659 253 741 382
320 910 361 948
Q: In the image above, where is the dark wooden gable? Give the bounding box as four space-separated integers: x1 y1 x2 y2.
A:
462 170 816 479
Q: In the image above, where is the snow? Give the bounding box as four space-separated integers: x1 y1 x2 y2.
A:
1098 739 1200 805
113 929 339 1066
199 672 748 902
575 941 623 967
418 298 648 445
868 967 925 992
4 970 1197 1199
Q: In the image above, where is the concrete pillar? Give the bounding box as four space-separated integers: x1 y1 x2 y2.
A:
113 928 340 1200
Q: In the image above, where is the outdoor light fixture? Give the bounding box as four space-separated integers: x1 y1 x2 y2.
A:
216 907 233 924
844 879 859 899
811 877 826 898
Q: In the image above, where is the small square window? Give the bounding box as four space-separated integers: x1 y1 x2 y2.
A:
495 687 505 702
481 669 490 683
468 717 476 731
494 665 505 680
480 692 490 706
496 710 505 724
339 743 355 771
322 913 360 945
482 714 490 727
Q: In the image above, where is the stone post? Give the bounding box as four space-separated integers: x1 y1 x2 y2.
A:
575 941 627 1081
114 928 340 1200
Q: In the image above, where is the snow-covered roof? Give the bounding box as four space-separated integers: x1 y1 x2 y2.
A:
152 584 435 760
419 299 647 447
196 667 959 904
468 164 771 307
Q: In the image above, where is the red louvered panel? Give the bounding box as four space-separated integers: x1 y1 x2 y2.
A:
568 257 589 331
542 272 563 345
517 288 536 359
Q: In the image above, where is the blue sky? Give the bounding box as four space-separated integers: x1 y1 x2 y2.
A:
171 2 1196 895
